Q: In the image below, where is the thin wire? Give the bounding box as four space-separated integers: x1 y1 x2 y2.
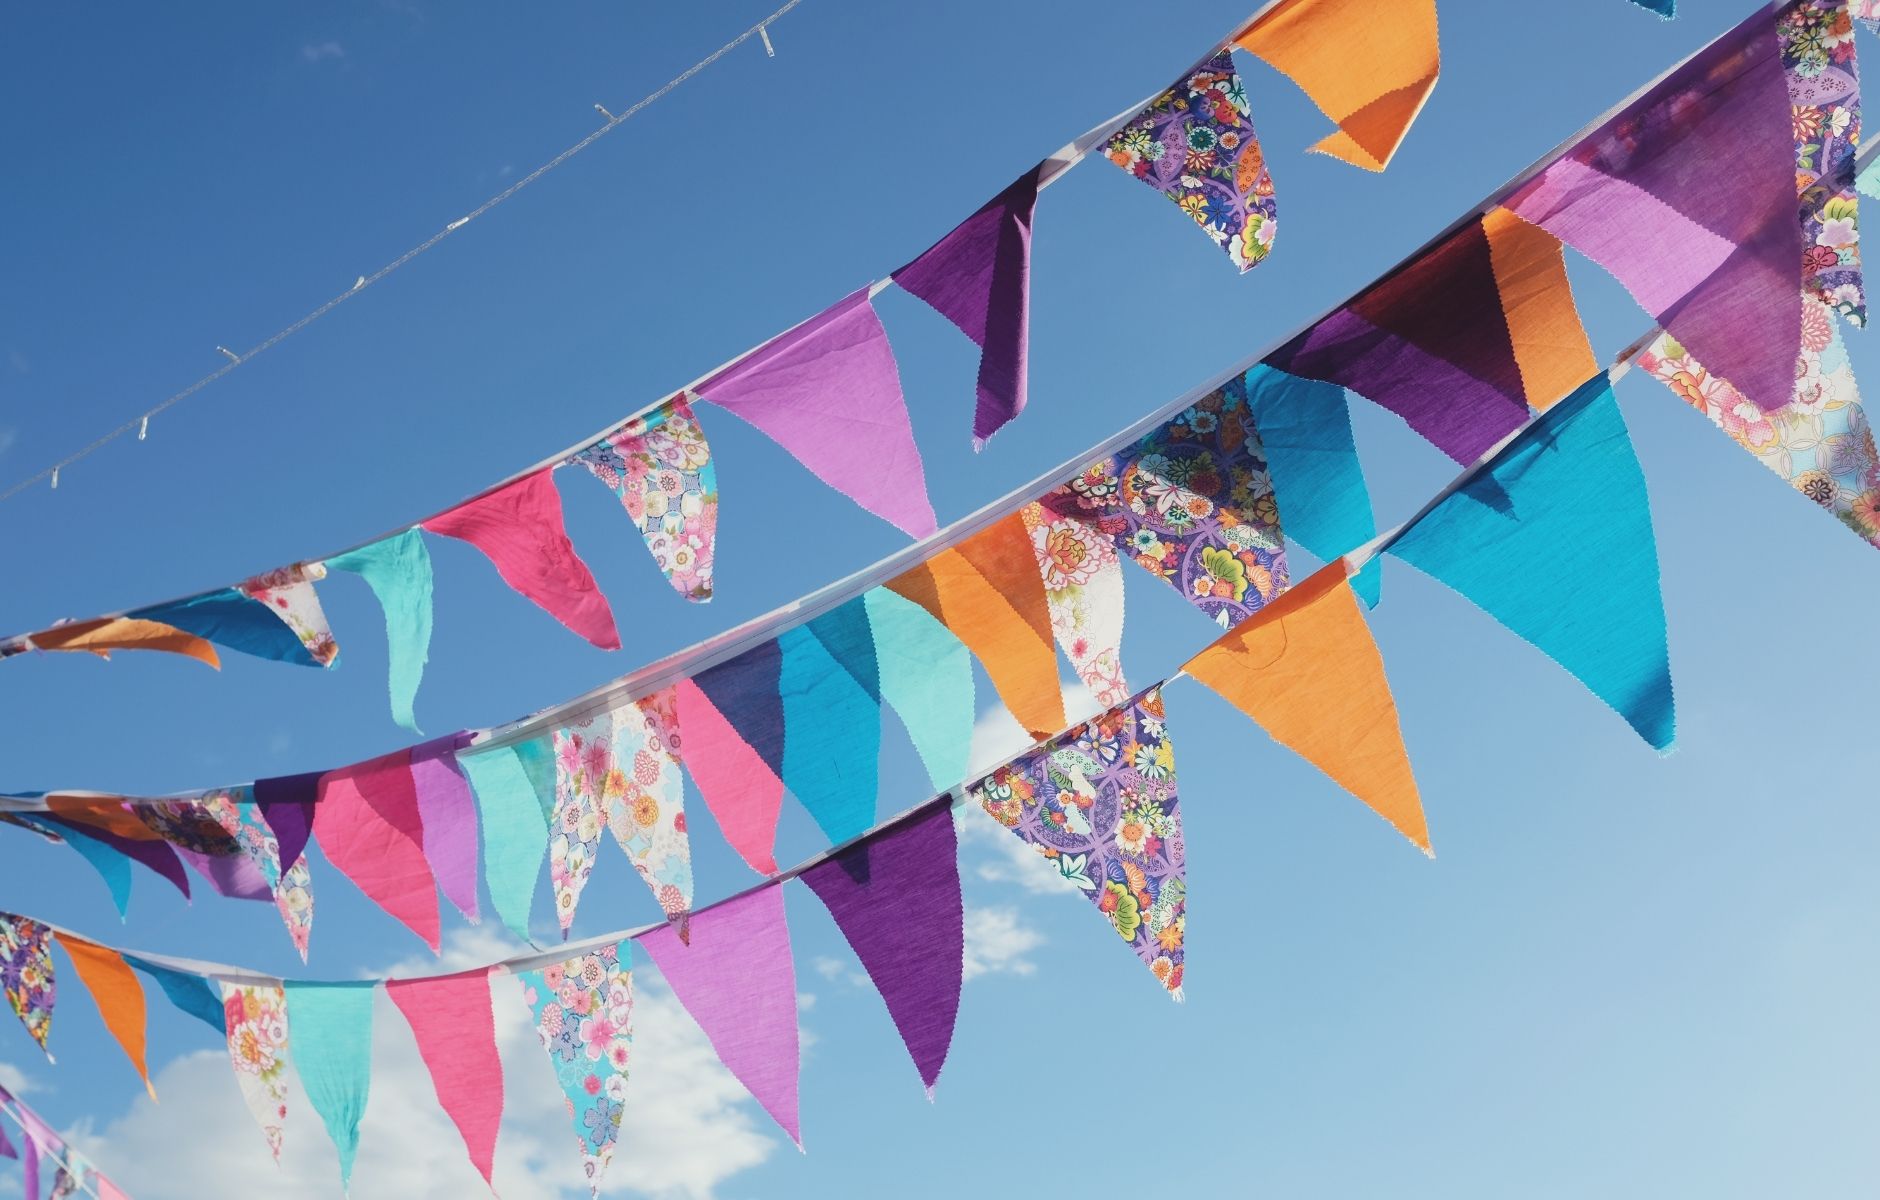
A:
0 0 806 504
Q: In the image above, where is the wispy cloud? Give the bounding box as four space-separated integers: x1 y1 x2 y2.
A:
300 41 345 63
961 904 1043 981
0 1061 39 1096
0 429 17 458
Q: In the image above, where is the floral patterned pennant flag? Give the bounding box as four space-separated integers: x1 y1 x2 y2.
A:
0 915 55 1055
221 981 291 1161
237 562 339 668
134 800 270 900
1784 1 1862 323
199 787 316 960
569 395 718 602
968 686 1186 1000
1020 500 1128 707
1104 49 1276 272
515 941 635 1197
131 584 328 668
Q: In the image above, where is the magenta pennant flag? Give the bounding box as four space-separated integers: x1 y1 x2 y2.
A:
892 164 1044 449
314 750 443 953
674 642 787 876
1505 9 1803 411
409 734 482 924
641 885 800 1145
386 969 503 1188
696 289 937 538
800 802 963 1095
422 470 623 651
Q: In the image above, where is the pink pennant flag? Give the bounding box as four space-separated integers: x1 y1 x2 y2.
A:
314 750 442 953
385 969 503 1188
422 471 622 651
672 677 784 876
409 735 482 924
640 885 800 1145
696 288 937 539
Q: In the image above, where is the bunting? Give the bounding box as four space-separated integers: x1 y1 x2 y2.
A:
568 396 718 602
126 955 225 1035
132 584 329 669
327 528 436 733
199 788 315 959
862 589 976 791
54 936 153 1097
286 981 376 1190
676 645 787 876
1021 500 1128 706
549 721 612 937
601 691 694 929
236 564 339 668
314 750 443 953
409 736 482 925
18 617 219 668
778 626 880 847
386 969 504 1188
458 739 555 944
516 942 634 1196
221 982 290 1161
0 916 54 1056
253 772 319 876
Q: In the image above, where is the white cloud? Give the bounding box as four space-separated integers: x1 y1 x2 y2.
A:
0 1061 38 1096
960 905 1042 982
300 41 345 63
0 429 17 457
954 805 1078 897
966 678 1099 779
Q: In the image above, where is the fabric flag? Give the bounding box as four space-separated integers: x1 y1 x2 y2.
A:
1021 500 1128 706
1631 0 1676 15
422 470 622 651
22 616 220 667
131 586 326 668
386 969 503 1187
1858 0 1879 32
221 982 290 1161
968 686 1186 999
778 626 878 847
125 954 225 1034
675 644 787 876
1185 563 1428 850
0 1116 13 1161
134 801 270 900
457 738 555 944
1267 217 1548 463
800 802 963 1093
1236 0 1439 171
1104 50 1277 272
1504 10 1802 411
1388 376 1676 749
1784 0 1862 326
327 528 436 733
0 916 55 1055
54 935 152 1097
236 563 339 667
892 165 1043 448
515 942 634 1196
254 771 320 876
547 720 607 937
285 981 375 1189
1239 364 1380 606
199 787 315 960
807 597 879 702
888 513 1064 740
1480 207 1602 409
598 691 694 928
641 885 800 1144
696 289 937 538
409 735 482 924
862 589 975 790
40 811 189 899
568 396 718 601
48 824 133 919
315 750 442 953
1044 378 1291 629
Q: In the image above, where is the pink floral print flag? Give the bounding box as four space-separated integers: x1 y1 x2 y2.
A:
569 395 718 602
221 981 291 1161
0 915 55 1055
199 788 316 960
1020 500 1127 706
515 942 634 1197
238 562 339 668
1104 50 1277 272
968 686 1186 1000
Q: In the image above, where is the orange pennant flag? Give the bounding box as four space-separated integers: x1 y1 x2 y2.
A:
1236 0 1439 172
888 513 1064 739
1183 562 1429 851
1481 207 1598 410
45 796 164 843
27 617 220 668
56 934 155 1098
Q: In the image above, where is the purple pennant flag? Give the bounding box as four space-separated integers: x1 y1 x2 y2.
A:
695 289 937 538
254 770 321 872
640 885 800 1145
800 802 963 1095
0 1114 14 1160
409 734 482 924
893 164 1044 449
1506 8 1802 411
135 802 272 900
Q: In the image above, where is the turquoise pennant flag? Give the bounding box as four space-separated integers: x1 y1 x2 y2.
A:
1630 0 1674 16
1387 376 1675 749
458 740 554 944
286 980 377 1190
328 529 435 733
779 625 879 846
863 589 975 791
124 955 226 1034
44 823 133 919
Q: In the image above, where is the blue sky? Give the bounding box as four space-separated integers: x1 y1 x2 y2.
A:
3 0 1879 1196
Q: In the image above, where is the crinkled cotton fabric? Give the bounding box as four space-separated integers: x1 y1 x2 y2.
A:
0 916 55 1054
570 396 718 602
516 942 634 1197
221 982 291 1161
238 562 338 668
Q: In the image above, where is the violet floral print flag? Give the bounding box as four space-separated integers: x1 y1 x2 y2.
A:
516 941 634 1198
0 915 54 1054
1105 49 1277 272
569 395 717 602
1785 0 1863 324
968 686 1186 1000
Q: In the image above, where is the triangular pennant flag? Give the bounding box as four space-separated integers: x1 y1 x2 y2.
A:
1236 0 1439 171
24 616 220 667
1239 364 1380 606
409 735 482 924
327 528 436 733
220 982 290 1161
547 722 607 938
806 597 879 702
457 739 554 944
641 885 800 1144
41 813 189 899
1480 208 1600 410
54 935 152 1097
967 686 1187 999
236 563 339 667
134 800 270 900
1104 49 1276 272
132 582 329 668
1020 500 1128 707
892 165 1043 448
1388 377 1676 748
888 513 1064 739
569 396 718 601
422 470 622 651
514 942 634 1196
601 690 694 929
315 750 443 953
675 644 787 875
0 1114 13 1160
1183 563 1428 850
1505 10 1802 410
125 954 224 1034
284 980 375 1190
198 787 315 960
386 969 503 1189
800 802 963 1093
253 771 320 874
1268 217 1540 463
0 916 55 1055
1783 2 1863 325
862 589 975 790
696 289 937 538
48 824 133 919
1631 0 1675 16
778 626 879 847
